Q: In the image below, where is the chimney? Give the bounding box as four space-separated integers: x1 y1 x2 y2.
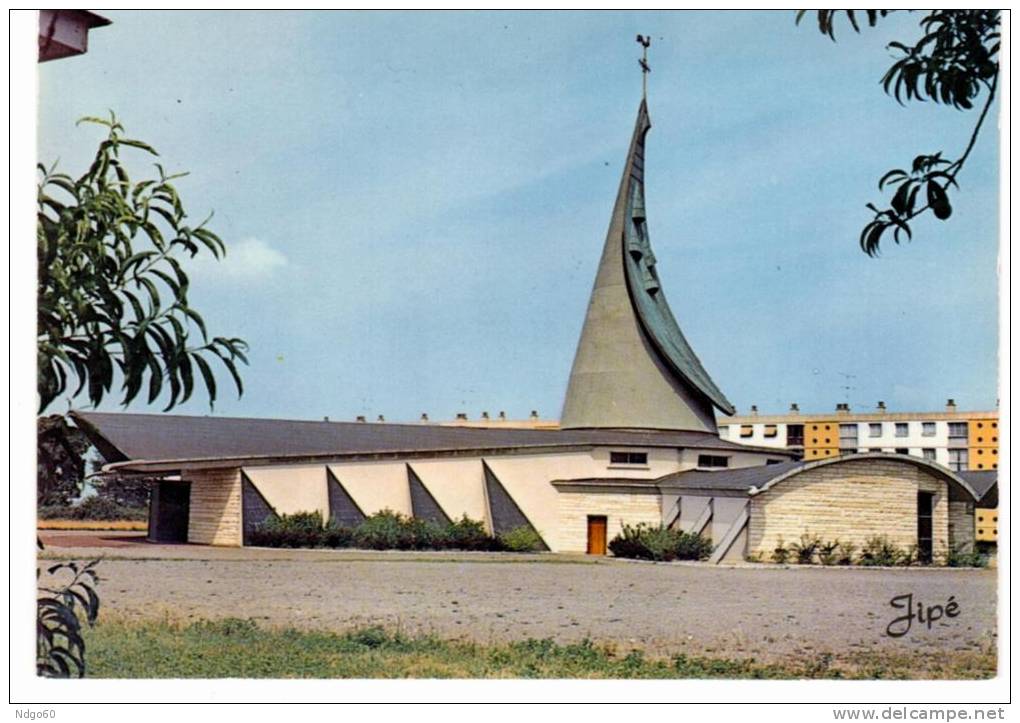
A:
323 416 330 422
946 398 957 412
420 412 429 422
481 411 490 420
530 410 539 419
789 403 799 413
750 405 758 416
376 414 385 422
455 413 468 421
877 401 886 411
355 415 366 423
835 403 850 414
498 411 506 421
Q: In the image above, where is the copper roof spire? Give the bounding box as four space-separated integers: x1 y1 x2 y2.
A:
637 34 651 101
560 49 734 432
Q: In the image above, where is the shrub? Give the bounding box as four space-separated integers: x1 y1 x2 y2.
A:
945 544 989 568
499 525 544 552
353 510 413 550
38 497 148 521
817 540 840 566
859 535 903 567
790 533 820 564
608 523 711 562
253 511 326 548
322 520 354 548
836 541 857 566
771 538 790 565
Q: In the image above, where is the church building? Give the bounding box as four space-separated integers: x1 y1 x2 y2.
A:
73 82 984 562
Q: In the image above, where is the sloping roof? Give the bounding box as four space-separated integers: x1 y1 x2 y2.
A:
657 453 983 501
658 460 805 492
560 100 733 432
71 411 793 472
957 470 998 506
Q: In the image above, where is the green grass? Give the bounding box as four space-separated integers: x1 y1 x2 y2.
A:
81 617 996 679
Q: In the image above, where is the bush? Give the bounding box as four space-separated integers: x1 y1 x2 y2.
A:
836 541 856 566
608 523 712 562
817 540 840 566
322 520 354 548
858 535 903 567
252 511 326 548
790 533 820 564
498 525 544 552
445 515 502 551
945 544 988 568
771 538 790 565
38 496 148 521
352 510 412 550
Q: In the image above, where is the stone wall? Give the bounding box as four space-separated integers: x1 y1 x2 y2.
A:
948 500 976 553
556 490 662 553
185 467 242 546
747 459 949 559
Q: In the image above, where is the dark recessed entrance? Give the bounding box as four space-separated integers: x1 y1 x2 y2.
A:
148 481 191 543
917 491 934 564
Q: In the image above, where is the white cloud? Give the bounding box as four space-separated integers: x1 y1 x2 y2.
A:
189 237 288 282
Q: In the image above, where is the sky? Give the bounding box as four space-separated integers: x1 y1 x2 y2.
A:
36 10 1002 423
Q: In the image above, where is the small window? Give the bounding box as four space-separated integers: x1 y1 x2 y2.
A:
787 424 804 446
922 422 936 437
895 423 908 438
763 424 778 438
922 448 936 461
869 423 883 437
895 448 909 455
839 424 858 440
610 451 648 466
697 454 729 469
948 423 968 439
739 425 753 438
948 449 968 471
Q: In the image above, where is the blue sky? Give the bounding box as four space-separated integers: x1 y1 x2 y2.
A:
37 10 1001 422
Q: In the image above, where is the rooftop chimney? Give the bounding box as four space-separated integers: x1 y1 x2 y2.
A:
530 410 539 419
789 403 799 413
376 415 385 422
481 411 490 420
750 405 758 416
455 413 468 421
946 398 957 412
877 401 886 411
355 415 366 423
323 416 330 422
835 403 850 414
498 411 507 421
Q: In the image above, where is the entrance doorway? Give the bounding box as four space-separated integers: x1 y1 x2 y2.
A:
586 515 608 555
917 491 934 563
148 481 191 543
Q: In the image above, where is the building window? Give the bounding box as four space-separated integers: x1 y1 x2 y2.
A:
922 422 936 437
609 451 648 466
763 424 778 438
839 424 858 443
895 448 909 455
869 423 882 437
697 454 729 469
895 423 908 438
948 449 968 471
948 423 968 440
922 448 936 461
739 425 753 438
787 424 804 446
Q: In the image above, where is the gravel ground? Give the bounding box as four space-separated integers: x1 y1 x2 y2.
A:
39 531 998 662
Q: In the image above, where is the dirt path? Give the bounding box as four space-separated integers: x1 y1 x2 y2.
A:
39 533 997 662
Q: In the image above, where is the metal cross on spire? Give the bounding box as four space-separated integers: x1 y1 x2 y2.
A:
636 34 651 100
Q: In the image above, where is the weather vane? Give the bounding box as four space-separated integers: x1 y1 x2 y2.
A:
636 34 651 100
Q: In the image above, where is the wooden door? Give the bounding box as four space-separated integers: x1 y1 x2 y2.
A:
587 515 608 555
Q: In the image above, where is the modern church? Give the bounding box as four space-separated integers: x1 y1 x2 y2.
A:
73 92 987 562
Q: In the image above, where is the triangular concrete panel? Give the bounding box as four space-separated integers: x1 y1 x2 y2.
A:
242 471 277 545
327 468 367 527
407 464 452 525
482 461 549 550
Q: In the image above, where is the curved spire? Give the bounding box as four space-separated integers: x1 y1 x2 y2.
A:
560 98 734 432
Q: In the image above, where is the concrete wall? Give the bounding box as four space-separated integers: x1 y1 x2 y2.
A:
327 461 412 516
746 459 949 559
555 490 662 554
185 467 242 546
244 465 328 519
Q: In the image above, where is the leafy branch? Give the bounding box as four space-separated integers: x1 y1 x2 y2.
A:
37 556 101 678
797 10 1000 255
37 112 248 412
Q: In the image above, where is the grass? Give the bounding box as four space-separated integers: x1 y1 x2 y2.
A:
82 617 997 680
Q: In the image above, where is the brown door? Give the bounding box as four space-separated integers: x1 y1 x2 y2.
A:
587 515 608 555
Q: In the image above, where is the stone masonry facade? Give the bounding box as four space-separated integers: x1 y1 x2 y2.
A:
186 467 242 546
